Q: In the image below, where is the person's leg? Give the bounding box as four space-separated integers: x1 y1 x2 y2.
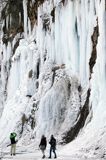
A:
13 144 16 155
10 145 13 155
41 149 44 155
43 149 45 158
49 147 52 158
53 148 57 158
41 149 45 158
41 148 46 158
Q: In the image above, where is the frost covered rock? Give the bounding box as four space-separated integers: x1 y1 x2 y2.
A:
0 1 105 160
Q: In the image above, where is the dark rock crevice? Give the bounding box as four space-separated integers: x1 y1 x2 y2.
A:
89 19 99 79
62 89 90 144
51 7 55 23
51 70 56 87
13 38 23 55
21 113 28 134
28 69 33 78
67 82 71 99
36 60 40 79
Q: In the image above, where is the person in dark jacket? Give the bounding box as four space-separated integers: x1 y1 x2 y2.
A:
49 135 57 159
39 135 47 159
10 132 17 156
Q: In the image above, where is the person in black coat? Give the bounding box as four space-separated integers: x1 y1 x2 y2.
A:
49 135 57 159
39 135 47 159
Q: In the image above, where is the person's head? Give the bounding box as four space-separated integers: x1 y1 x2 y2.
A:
51 134 54 138
42 135 45 138
10 133 13 136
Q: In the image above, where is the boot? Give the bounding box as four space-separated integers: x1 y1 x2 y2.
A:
42 155 45 159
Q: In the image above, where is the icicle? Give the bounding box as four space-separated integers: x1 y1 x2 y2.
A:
23 0 28 38
28 18 31 36
10 14 12 28
6 15 9 30
6 42 11 61
2 44 7 63
19 12 22 25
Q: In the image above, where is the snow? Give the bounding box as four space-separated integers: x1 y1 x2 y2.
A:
0 143 105 160
0 0 106 159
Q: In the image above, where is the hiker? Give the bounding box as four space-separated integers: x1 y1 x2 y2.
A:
49 135 57 159
39 135 47 159
10 132 17 156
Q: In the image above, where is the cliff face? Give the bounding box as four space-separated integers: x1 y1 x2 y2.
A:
0 0 106 155
1 0 23 44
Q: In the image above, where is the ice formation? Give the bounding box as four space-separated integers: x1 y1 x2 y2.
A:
0 0 106 158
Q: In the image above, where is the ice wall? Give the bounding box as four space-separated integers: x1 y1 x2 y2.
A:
0 0 105 152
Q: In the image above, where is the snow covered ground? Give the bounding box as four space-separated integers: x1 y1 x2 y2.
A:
1 139 106 160
1 145 105 160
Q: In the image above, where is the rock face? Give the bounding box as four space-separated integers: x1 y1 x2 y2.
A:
0 0 106 153
1 0 23 44
89 20 99 78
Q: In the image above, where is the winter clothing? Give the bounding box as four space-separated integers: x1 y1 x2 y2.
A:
10 144 16 156
10 132 17 155
49 135 57 158
39 135 47 159
10 133 17 144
